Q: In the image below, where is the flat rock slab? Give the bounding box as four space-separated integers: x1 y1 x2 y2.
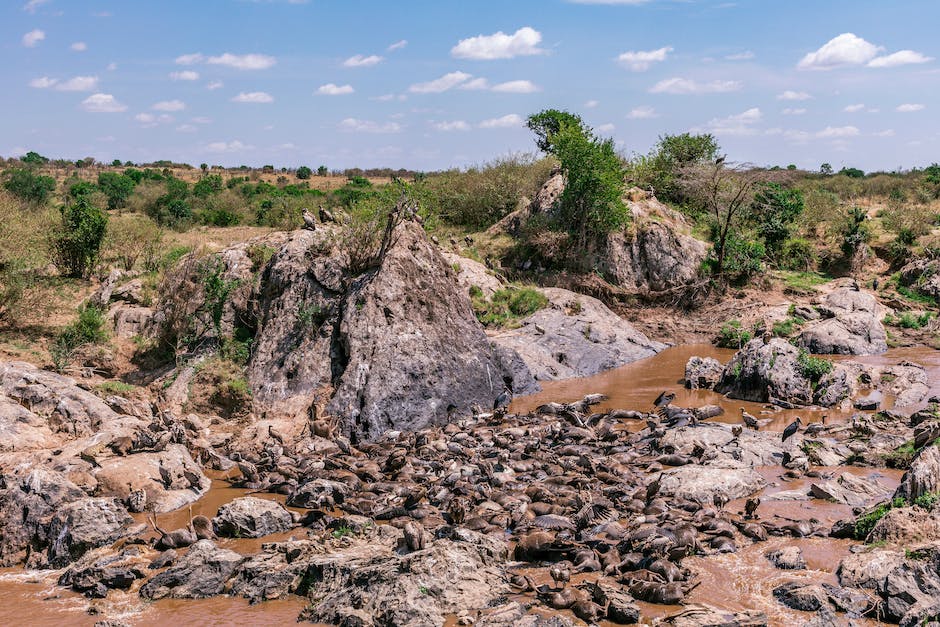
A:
655 466 766 504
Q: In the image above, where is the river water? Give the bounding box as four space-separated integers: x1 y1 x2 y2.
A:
0 344 935 626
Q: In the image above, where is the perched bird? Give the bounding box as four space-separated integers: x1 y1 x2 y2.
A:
731 425 743 438
782 417 803 442
713 492 729 511
318 204 336 223
740 408 759 430
744 497 760 520
267 424 285 446
716 155 726 165
493 387 512 411
301 208 317 231
653 391 676 409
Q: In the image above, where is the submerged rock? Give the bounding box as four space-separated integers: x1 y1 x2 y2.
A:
46 498 133 567
213 497 293 538
139 540 246 600
715 339 814 406
684 356 723 390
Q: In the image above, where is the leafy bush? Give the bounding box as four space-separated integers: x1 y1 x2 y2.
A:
472 286 549 328
50 304 108 371
192 174 224 198
883 440 917 469
107 215 163 271
716 319 752 348
751 182 805 254
97 172 136 210
52 195 108 278
707 234 764 280
629 132 719 204
914 492 939 510
3 168 56 203
0 191 56 324
778 238 817 271
772 317 801 337
797 349 833 381
296 166 312 180
884 311 933 329
855 497 906 539
841 206 871 257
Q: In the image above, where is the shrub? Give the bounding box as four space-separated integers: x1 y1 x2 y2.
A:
883 440 917 469
50 304 108 371
778 238 817 271
472 286 549 328
797 349 833 381
97 172 136 210
751 182 804 254
716 319 752 348
107 215 163 271
772 317 801 337
914 492 939 510
0 191 56 324
708 234 764 280
52 195 108 278
192 174 224 198
629 132 719 204
885 311 933 329
855 497 906 540
3 168 56 203
296 166 312 180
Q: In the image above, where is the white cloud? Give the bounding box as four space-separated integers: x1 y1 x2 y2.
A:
170 70 200 81
71 42 87 52
205 140 251 153
343 54 383 67
897 103 925 112
81 93 127 113
584 100 599 108
873 129 896 137
704 107 762 135
29 77 57 88
617 46 672 71
777 90 812 101
842 104 864 113
231 91 274 103
387 40 408 52
22 29 45 47
432 120 471 132
135 113 174 127
106 62 117 71
56 75 98 91
207 53 276 70
459 77 490 90
627 105 658 119
491 80 539 93
782 108 806 115
798 33 880 70
207 81 224 90
479 114 523 128
338 118 402 133
23 0 50 13
725 51 755 61
816 126 860 138
409 71 473 93
175 53 204 65
374 93 407 102
316 83 354 96
134 113 156 124
192 116 212 124
152 99 186 111
868 50 933 68
451 26 545 60
596 123 616 133
176 124 197 133
649 77 742 94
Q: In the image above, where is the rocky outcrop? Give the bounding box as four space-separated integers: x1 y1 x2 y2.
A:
684 356 723 390
94 445 209 513
46 498 134 567
869 507 940 545
654 465 765 505
491 288 666 382
715 338 817 405
898 259 940 302
441 252 505 299
808 473 892 507
895 445 940 501
838 544 940 623
213 497 293 538
798 286 888 355
139 540 246 600
766 546 806 570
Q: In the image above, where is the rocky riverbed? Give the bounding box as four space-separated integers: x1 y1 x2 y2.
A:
1 339 940 626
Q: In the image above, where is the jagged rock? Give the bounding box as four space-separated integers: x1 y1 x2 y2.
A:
684 356 723 390
869 507 940 545
803 439 849 467
654 465 765 505
715 338 814 405
46 498 133 567
838 544 940 622
491 288 666 382
895 445 940 501
809 473 891 506
441 252 504 299
660 605 767 627
798 287 888 355
94 445 210 513
213 497 293 538
898 259 940 302
139 540 246 600
477 602 575 626
657 424 785 467
772 581 871 614
109 305 154 338
881 362 930 408
766 546 806 570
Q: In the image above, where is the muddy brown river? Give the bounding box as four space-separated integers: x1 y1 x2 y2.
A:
1 344 937 625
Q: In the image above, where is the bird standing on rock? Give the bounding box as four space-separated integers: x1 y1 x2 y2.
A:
782 417 803 442
740 408 759 430
301 208 317 231
318 204 335 223
493 387 512 411
653 391 675 409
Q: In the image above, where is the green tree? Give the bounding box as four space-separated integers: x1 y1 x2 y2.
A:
52 195 108 277
192 174 224 197
317 165 329 176
643 132 720 204
97 171 136 210
111 159 122 167
526 109 585 153
21 151 49 166
751 182 804 254
297 165 312 180
839 167 865 179
819 163 833 176
3 168 56 203
527 109 628 243
200 162 208 174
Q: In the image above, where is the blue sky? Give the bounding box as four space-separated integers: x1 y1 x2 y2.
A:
2 0 938 171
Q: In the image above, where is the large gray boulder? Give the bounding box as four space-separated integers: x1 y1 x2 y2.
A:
715 338 815 405
491 287 666 382
46 498 133 567
684 356 723 390
213 496 293 538
654 465 765 505
139 540 246 600
798 287 887 355
895 445 940 501
838 544 940 623
898 259 940 302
